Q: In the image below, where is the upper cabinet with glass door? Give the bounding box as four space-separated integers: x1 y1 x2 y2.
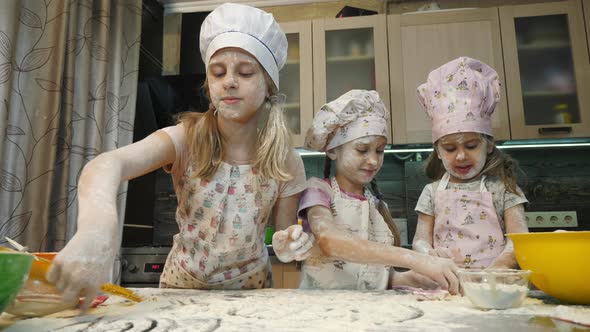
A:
312 15 391 142
500 0 590 139
585 0 590 54
388 8 510 144
279 21 313 147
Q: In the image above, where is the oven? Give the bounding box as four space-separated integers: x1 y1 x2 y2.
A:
120 246 172 288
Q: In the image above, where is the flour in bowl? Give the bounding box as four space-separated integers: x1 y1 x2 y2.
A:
463 282 528 309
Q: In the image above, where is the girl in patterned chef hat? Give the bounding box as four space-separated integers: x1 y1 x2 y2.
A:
47 3 313 303
298 89 460 293
413 57 529 270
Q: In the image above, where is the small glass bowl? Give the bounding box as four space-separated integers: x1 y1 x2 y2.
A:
459 269 531 310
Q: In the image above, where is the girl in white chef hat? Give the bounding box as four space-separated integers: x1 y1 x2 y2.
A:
298 89 459 293
413 57 529 270
48 3 313 304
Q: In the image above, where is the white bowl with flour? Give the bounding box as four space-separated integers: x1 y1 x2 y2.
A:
459 269 531 310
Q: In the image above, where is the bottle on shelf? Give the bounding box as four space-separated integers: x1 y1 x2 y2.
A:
553 103 572 124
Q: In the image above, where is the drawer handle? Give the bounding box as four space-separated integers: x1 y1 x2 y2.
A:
538 127 572 134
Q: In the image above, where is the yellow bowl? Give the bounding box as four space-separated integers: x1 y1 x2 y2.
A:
507 231 590 304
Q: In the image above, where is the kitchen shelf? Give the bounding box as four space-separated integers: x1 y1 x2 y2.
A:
284 103 300 109
522 91 576 97
326 55 374 63
517 41 571 50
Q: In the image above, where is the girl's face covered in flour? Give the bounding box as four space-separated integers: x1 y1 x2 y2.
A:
328 135 387 193
207 48 268 123
436 132 493 183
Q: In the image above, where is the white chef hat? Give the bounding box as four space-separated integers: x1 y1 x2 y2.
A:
199 3 288 89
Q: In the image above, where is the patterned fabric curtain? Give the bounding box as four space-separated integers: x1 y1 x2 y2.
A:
0 0 141 272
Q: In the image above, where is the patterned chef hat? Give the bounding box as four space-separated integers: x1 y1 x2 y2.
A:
305 90 390 151
417 57 501 142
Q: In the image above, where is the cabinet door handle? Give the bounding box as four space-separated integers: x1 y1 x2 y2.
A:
538 127 572 135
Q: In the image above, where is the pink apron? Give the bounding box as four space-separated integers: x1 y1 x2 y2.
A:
160 162 277 289
300 178 393 290
433 173 505 269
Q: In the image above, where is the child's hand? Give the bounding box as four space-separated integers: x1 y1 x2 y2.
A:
272 224 314 263
392 270 440 290
430 247 457 259
47 229 118 310
414 240 460 260
415 255 460 295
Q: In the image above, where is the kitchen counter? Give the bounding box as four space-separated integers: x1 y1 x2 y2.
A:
1 288 589 331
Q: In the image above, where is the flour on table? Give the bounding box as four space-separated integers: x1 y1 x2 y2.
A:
4 288 589 332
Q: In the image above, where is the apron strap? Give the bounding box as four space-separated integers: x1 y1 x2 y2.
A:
438 172 451 191
479 175 487 192
330 177 343 197
438 173 487 192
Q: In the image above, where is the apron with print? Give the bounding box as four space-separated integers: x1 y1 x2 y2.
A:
300 178 394 290
160 162 278 289
433 173 505 269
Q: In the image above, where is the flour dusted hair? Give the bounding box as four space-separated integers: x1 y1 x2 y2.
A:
178 70 292 182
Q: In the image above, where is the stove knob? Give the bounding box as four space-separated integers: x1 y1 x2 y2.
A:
128 264 138 273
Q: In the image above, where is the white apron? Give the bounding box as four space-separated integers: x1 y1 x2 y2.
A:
433 173 505 269
300 178 394 290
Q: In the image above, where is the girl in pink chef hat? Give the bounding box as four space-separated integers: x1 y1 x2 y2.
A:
298 89 460 293
47 3 313 305
413 57 529 270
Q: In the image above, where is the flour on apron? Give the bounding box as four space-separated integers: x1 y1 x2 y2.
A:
160 162 278 289
300 177 394 290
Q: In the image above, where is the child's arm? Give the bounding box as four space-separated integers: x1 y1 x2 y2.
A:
47 131 176 308
390 270 439 290
488 204 528 269
273 193 301 232
308 205 460 294
413 213 457 259
271 193 314 263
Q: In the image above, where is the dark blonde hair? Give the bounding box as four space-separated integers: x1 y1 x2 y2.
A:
323 158 402 247
178 68 292 182
424 134 520 194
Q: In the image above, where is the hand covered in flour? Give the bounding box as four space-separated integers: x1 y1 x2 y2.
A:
47 207 120 310
391 270 440 290
413 255 460 295
414 240 459 260
272 224 314 263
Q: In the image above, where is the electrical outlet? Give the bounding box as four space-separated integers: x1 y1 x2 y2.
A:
393 218 408 246
525 211 578 228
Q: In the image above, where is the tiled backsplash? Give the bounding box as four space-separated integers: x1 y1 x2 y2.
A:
302 146 590 244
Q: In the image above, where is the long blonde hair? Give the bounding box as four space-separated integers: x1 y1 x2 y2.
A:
424 134 520 194
178 70 292 182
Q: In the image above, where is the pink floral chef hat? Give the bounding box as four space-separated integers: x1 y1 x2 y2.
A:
305 90 390 152
417 57 501 143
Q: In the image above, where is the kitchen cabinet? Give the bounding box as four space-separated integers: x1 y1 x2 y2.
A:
585 0 590 53
279 21 314 148
387 8 511 144
270 256 301 288
500 0 590 139
312 15 392 143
